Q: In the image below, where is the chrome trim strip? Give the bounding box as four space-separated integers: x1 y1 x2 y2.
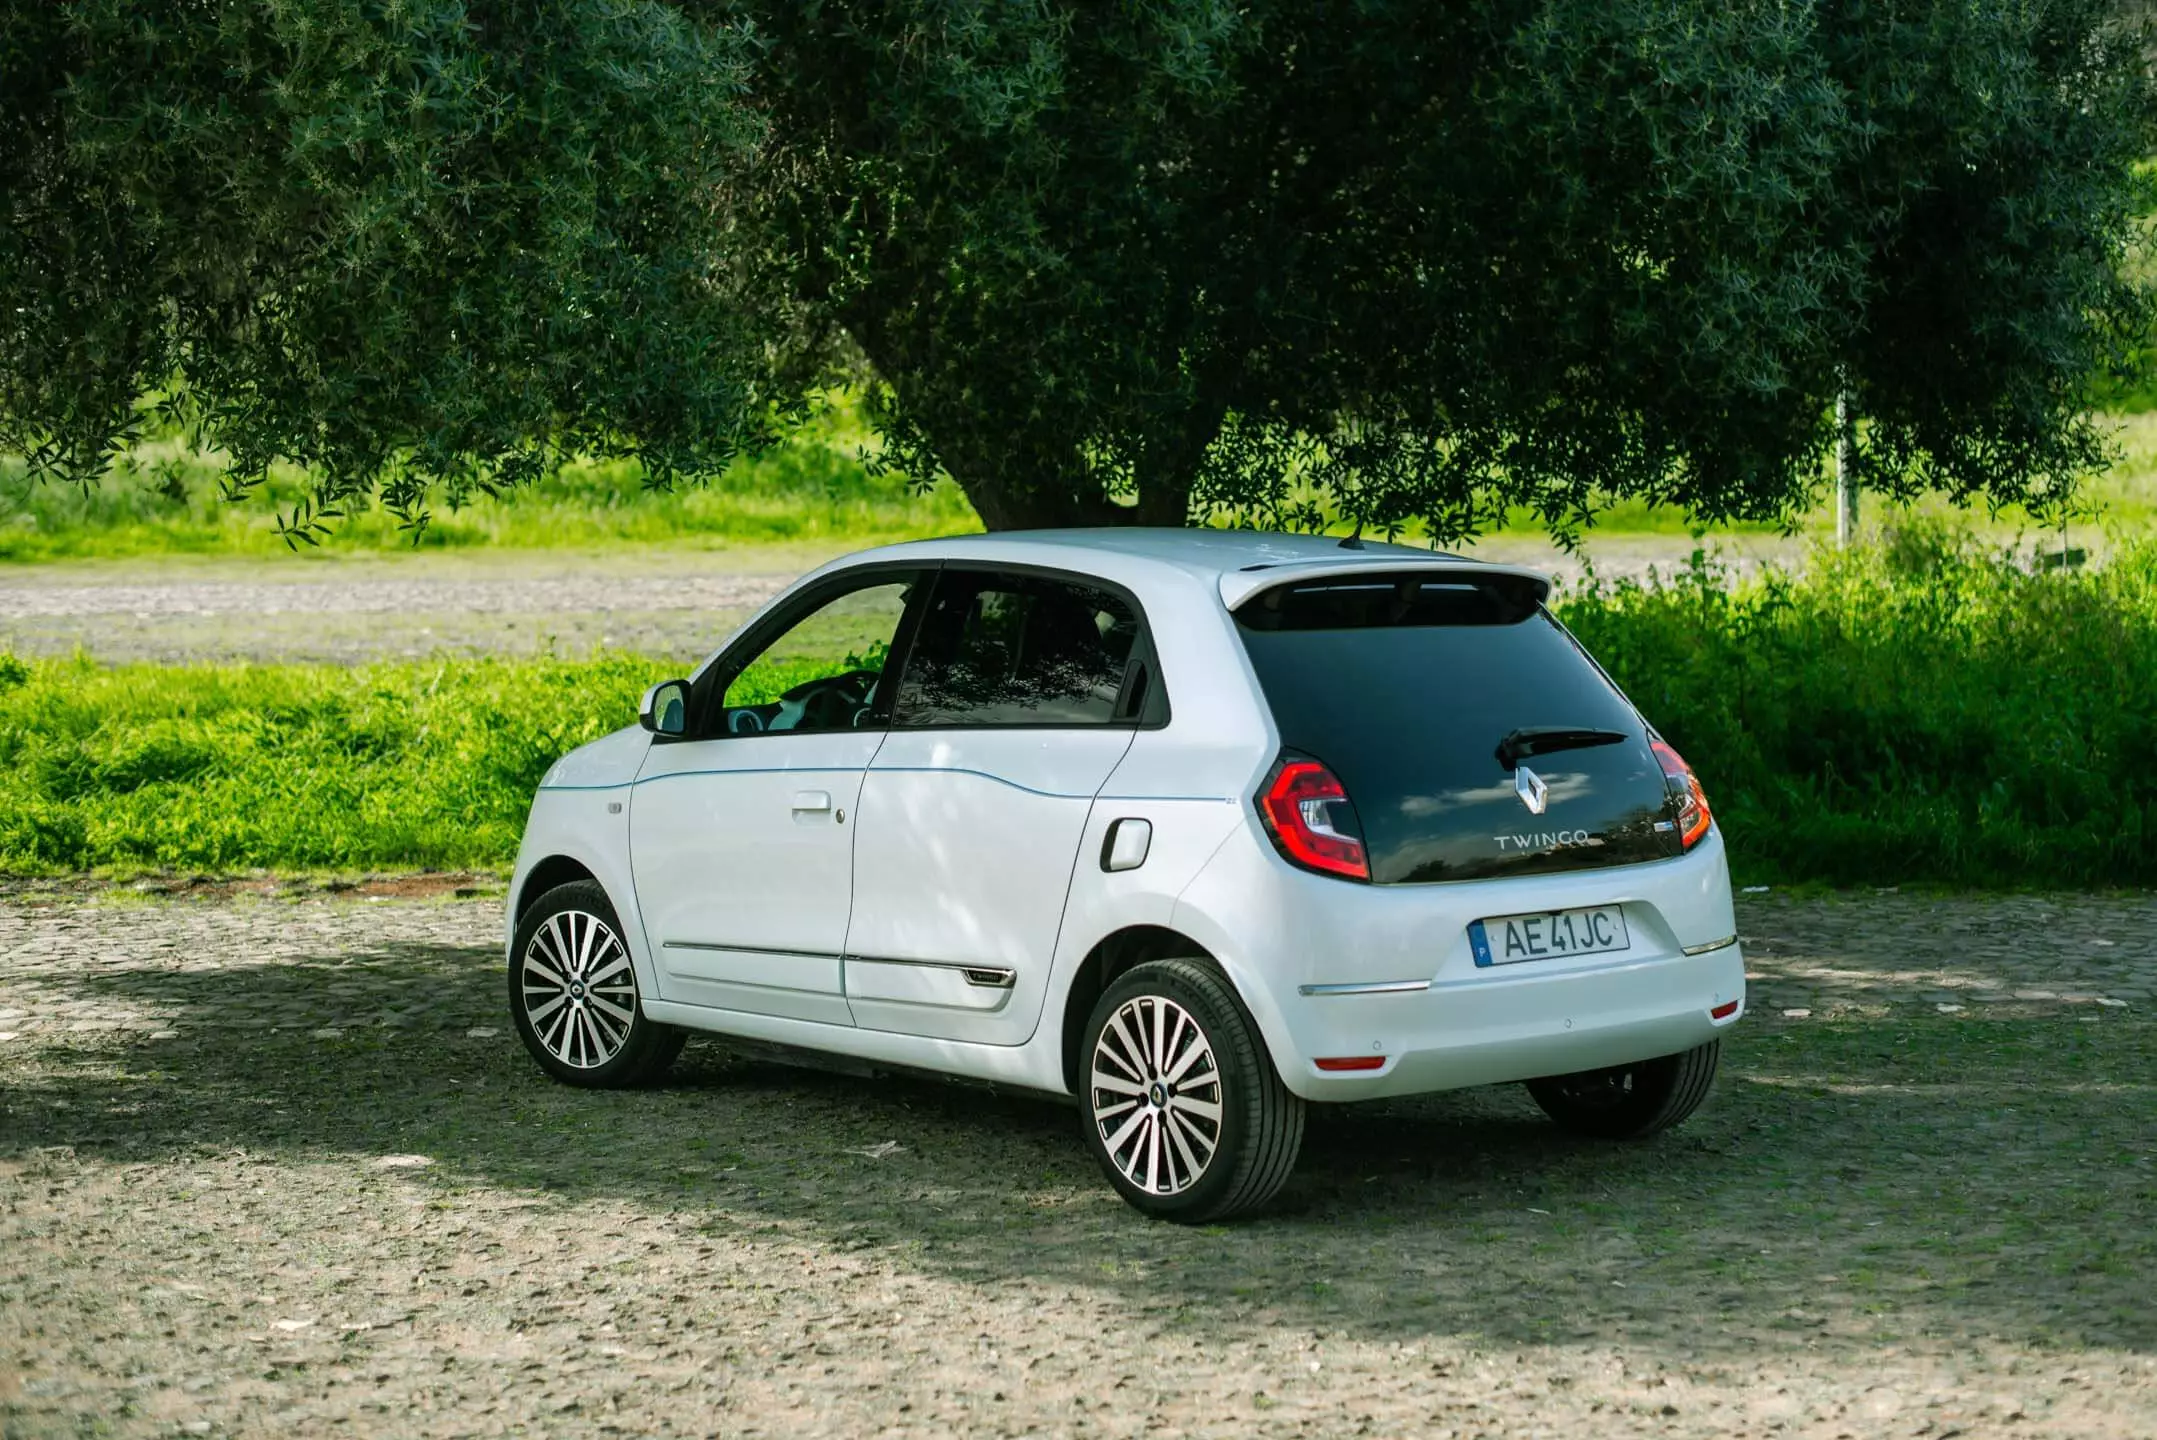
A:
1428 953 1665 991
1297 979 1433 997
662 940 839 960
662 975 833 997
845 955 1019 989
840 990 1014 1013
1681 934 1740 956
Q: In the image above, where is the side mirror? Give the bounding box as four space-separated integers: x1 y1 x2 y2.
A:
638 678 691 738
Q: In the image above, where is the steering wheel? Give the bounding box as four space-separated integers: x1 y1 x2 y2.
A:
784 669 880 730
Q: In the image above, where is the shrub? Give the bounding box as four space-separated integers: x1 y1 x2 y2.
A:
1559 526 2157 887
4 533 2154 886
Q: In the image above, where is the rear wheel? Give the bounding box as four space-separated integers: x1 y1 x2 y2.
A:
509 879 683 1088
1525 1041 1720 1140
1079 958 1304 1222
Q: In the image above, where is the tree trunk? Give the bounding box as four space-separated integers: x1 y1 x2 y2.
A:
1125 405 1217 528
944 446 1197 531
934 427 1119 531
844 300 1209 531
1130 473 1192 527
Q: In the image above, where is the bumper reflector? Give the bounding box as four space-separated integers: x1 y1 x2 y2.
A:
1314 1056 1386 1072
1710 1000 1740 1020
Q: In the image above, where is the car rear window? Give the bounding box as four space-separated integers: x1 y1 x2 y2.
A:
1237 573 1545 631
1234 572 1676 884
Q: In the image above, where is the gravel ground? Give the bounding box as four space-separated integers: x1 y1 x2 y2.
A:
2 889 2153 1438
0 535 1801 666
0 551 805 665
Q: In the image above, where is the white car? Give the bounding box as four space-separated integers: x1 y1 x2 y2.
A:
507 529 1744 1220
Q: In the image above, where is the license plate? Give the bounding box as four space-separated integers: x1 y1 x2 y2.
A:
1469 905 1631 967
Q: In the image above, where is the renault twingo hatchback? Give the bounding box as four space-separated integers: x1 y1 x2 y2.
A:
507 530 1744 1220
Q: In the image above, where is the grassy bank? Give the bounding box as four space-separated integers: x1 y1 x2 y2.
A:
3 532 2155 884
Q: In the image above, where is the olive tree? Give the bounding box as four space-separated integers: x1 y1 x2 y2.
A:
5 1 2151 539
736 0 2155 536
0 0 770 538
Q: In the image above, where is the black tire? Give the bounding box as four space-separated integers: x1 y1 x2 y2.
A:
1525 1040 1721 1140
509 879 684 1088
1079 958 1304 1222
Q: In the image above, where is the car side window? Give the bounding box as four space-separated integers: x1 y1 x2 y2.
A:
714 577 918 736
893 571 1142 727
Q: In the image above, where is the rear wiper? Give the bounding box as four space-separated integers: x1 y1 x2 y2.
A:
1495 726 1631 771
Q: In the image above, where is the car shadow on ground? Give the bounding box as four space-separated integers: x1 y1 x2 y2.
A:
10 939 2154 1363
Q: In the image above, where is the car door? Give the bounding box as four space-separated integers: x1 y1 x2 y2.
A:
629 567 929 1025
843 567 1163 1044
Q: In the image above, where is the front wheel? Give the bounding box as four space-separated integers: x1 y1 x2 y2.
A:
509 879 684 1088
1525 1041 1721 1140
1079 958 1304 1222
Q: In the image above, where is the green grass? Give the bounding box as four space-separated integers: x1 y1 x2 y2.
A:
0 400 979 561
0 650 853 873
1504 410 2157 541
0 653 660 871
11 396 2157 559
4 517 2157 879
2 526 2156 883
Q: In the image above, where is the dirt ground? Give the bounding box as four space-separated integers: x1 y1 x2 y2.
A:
1 889 2152 1439
0 533 1805 666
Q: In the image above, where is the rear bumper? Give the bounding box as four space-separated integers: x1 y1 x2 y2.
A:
1170 820 1745 1101
1273 944 1744 1099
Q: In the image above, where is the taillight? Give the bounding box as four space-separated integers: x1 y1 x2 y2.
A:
1258 756 1370 881
1651 738 1712 849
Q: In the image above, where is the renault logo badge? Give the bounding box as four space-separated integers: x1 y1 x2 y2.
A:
1514 765 1550 815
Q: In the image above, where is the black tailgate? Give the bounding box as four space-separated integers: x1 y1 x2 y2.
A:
1235 572 1680 884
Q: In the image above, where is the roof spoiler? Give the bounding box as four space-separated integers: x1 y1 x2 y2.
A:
1219 558 1553 612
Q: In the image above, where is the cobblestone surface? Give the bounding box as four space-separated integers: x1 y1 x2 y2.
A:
2 891 2152 1439
0 889 2143 1045
1737 889 2153 1016
0 898 507 1043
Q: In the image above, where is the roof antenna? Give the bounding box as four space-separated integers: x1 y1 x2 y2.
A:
1338 520 1365 551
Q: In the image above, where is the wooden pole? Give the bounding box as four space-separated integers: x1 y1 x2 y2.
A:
1834 388 1857 547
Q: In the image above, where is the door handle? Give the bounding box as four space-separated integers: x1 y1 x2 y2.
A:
791 790 833 813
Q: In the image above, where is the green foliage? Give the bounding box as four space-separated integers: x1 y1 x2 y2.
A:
1566 526 2157 886
744 0 2157 535
2092 353 2157 414
4 534 2156 884
0 0 768 529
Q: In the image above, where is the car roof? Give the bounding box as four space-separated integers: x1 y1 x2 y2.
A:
855 528 1551 605
891 526 1445 569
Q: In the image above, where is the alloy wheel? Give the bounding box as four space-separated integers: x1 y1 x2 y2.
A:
519 908 639 1069
1088 994 1224 1196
